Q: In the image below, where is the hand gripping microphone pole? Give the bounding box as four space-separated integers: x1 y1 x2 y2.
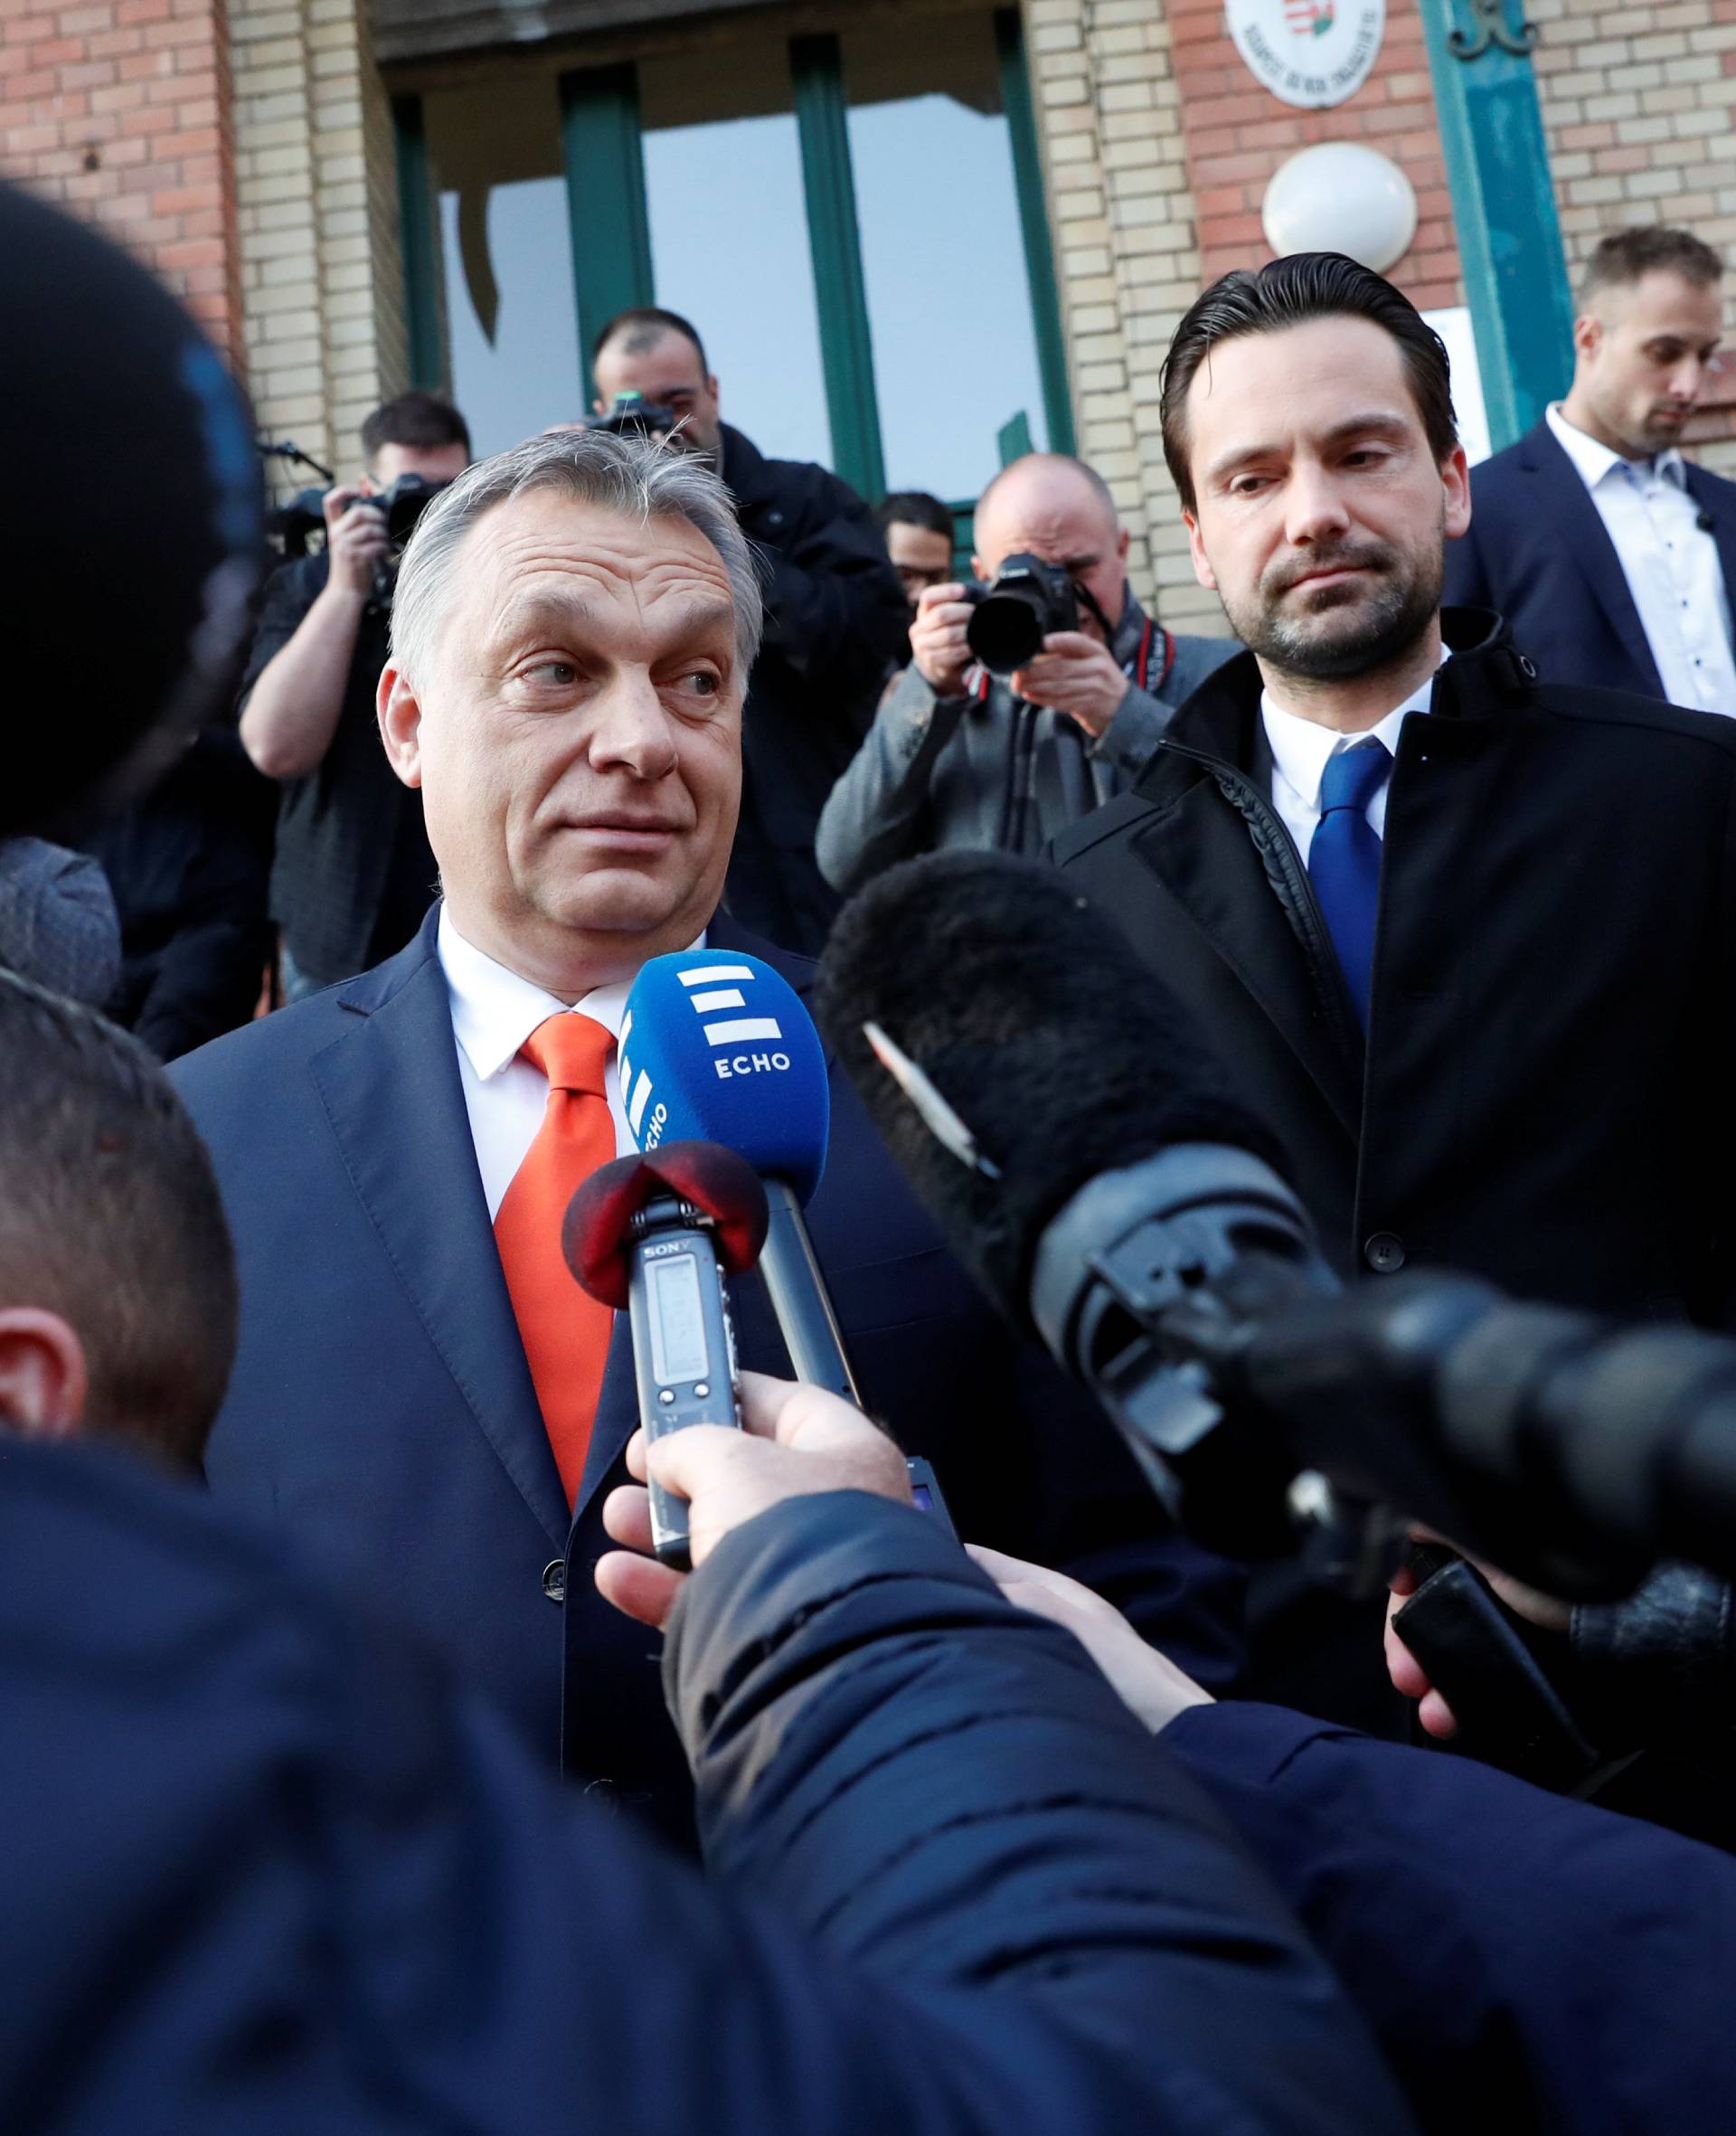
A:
563 1142 767 1569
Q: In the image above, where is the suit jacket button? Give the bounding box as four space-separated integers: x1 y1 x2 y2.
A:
1363 1232 1405 1274
542 1558 567 1604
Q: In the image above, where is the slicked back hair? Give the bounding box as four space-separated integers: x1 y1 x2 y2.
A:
1580 225 1724 309
0 973 237 1469
389 426 764 690
1161 253 1458 513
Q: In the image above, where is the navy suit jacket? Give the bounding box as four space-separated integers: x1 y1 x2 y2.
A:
173 906 1241 1845
1443 416 1736 698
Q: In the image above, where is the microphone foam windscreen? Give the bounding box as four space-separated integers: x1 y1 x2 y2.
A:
619 950 830 1205
563 1142 769 1309
0 183 266 836
814 851 1287 1326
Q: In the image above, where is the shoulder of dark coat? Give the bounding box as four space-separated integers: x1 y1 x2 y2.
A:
1527 678 1736 756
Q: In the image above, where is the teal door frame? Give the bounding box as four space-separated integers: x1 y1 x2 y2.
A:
1418 0 1574 449
396 16 1074 494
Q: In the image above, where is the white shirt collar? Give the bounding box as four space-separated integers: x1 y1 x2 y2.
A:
1546 402 1684 492
437 905 706 1081
1260 649 1447 816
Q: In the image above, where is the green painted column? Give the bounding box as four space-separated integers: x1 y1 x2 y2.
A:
790 33 886 501
391 96 443 392
558 64 655 383
995 7 1075 458
1418 0 1575 449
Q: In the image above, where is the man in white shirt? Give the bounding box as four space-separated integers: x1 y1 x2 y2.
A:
171 428 1249 1846
1445 225 1736 713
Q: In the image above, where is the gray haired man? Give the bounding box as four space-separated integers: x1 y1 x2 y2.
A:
170 427 1237 1845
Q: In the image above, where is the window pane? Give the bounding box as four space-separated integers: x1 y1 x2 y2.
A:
638 43 832 471
425 79 582 457
844 14 1048 502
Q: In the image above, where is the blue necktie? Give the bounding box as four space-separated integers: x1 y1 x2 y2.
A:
1307 740 1389 1029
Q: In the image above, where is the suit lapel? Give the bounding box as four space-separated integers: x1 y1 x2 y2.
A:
1130 747 1361 1133
1522 422 1664 696
311 918 571 1547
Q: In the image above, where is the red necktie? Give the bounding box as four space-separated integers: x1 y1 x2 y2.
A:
493 1013 617 1508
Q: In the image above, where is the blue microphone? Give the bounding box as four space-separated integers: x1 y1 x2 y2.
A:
620 950 859 1401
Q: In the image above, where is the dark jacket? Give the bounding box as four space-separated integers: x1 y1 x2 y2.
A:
719 423 910 953
80 726 275 1060
815 591 1240 894
172 904 1246 1849
1052 608 1736 1326
1443 418 1736 701
0 836 119 1005
237 550 438 988
0 1437 1410 2136
1168 1697 1736 2134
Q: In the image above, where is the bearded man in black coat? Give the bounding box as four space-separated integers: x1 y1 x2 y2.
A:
1054 254 1736 1333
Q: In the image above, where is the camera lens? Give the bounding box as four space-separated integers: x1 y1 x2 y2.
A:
967 590 1046 675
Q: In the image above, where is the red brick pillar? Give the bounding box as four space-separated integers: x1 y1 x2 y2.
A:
1165 0 1462 312
1 0 244 368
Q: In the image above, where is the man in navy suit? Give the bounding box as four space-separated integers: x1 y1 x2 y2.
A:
172 426 1239 1847
1444 225 1736 712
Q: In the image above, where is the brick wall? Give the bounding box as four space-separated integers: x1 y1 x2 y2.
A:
231 0 407 496
1023 0 1218 626
0 0 243 360
1530 0 1736 470
1166 0 1458 312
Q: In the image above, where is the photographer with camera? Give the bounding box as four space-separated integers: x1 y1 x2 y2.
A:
589 307 910 955
816 453 1236 894
238 392 470 998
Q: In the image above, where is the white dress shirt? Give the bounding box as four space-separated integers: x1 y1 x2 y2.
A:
1545 402 1736 719
1261 649 1448 860
439 907 705 1221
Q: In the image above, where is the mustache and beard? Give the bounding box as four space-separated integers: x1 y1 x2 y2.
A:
1218 530 1445 684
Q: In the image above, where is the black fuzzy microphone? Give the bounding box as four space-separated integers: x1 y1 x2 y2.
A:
815 850 1299 1333
0 182 266 836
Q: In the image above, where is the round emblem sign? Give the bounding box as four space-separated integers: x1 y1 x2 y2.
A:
1225 0 1386 110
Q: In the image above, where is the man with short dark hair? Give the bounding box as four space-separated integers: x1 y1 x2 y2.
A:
1055 250 1736 1328
238 390 472 997
590 307 908 953
875 490 956 610
0 970 236 1470
1444 225 1736 710
817 452 1236 893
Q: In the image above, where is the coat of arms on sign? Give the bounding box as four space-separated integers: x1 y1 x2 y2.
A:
1226 0 1383 109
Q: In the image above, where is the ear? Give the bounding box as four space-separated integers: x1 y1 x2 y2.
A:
970 552 987 582
1440 442 1472 543
0 1308 88 1441
592 393 607 414
378 665 426 790
1573 313 1601 364
1115 526 1131 568
707 373 721 404
1184 509 1217 592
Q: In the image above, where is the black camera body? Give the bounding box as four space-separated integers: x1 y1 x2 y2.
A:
344 472 448 548
586 392 680 442
964 551 1078 676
